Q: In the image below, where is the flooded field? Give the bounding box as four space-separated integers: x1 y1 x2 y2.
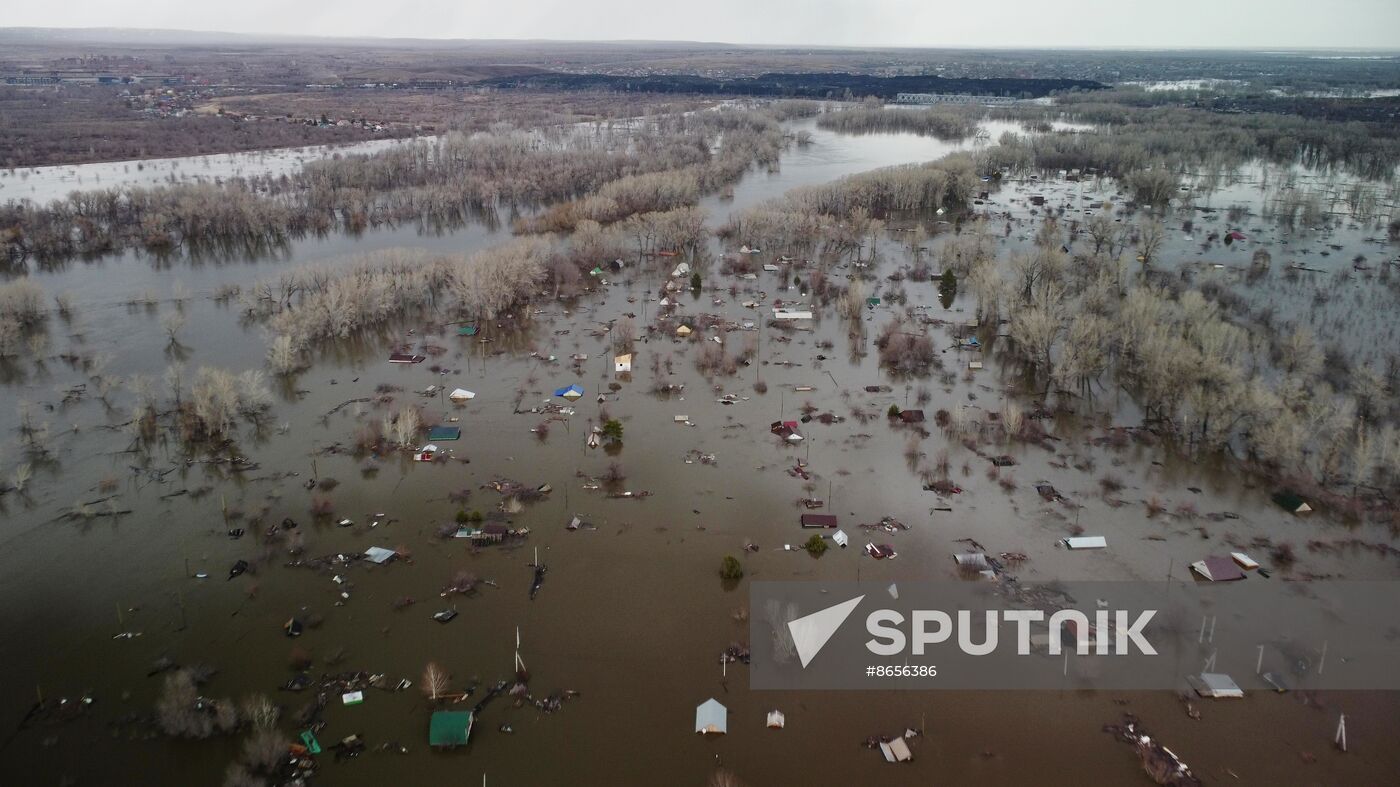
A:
2 114 1399 787
0 137 424 206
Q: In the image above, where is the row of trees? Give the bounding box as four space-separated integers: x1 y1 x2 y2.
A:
816 101 979 139
983 99 1400 198
1 105 791 262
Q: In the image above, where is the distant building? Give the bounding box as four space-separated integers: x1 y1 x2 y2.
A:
894 93 1020 106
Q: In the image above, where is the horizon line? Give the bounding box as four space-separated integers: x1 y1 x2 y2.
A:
2 25 1398 54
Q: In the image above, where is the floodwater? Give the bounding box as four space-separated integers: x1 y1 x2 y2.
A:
2 118 1399 786
0 137 425 206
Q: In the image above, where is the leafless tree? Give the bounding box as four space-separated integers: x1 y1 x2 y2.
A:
423 662 449 701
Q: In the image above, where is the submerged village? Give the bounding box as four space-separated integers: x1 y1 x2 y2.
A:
2 35 1400 787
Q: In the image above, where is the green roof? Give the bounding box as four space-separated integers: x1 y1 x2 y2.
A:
430 710 473 747
457 325 479 336
427 425 461 441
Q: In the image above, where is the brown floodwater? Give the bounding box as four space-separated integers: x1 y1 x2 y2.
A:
2 118 1399 786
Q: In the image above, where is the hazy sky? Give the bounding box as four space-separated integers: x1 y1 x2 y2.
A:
3 0 1399 49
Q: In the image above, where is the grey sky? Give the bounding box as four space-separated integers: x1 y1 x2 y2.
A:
3 0 1399 49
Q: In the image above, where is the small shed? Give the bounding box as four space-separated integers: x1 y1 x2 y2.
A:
1189 673 1244 698
766 710 786 729
429 710 474 747
415 444 440 462
800 514 837 529
448 388 476 402
456 325 478 337
614 353 634 373
898 409 926 424
676 325 693 338
389 353 425 364
364 547 397 565
695 698 727 734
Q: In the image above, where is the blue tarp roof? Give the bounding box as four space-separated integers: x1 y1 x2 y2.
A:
695 698 727 734
554 384 584 397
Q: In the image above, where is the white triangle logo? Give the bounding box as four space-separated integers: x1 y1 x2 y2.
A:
788 595 864 668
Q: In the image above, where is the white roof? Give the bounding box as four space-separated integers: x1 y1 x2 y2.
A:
832 530 849 547
1231 552 1259 570
1191 673 1243 698
1062 536 1107 550
419 444 439 453
766 710 785 728
364 546 396 564
448 388 476 400
771 308 814 320
880 737 913 762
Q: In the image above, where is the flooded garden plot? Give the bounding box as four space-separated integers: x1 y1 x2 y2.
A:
1 101 1399 785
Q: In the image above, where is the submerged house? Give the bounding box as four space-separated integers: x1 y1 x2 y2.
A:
427 425 461 441
771 306 814 320
614 353 633 373
1190 556 1246 582
770 420 803 441
695 699 727 734
429 711 474 747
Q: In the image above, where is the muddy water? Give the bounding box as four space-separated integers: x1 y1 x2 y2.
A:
3 124 1400 786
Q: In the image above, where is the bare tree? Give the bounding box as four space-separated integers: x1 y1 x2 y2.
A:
1137 219 1166 269
423 662 449 701
161 311 187 345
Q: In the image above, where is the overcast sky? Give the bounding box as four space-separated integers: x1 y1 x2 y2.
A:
3 0 1399 49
